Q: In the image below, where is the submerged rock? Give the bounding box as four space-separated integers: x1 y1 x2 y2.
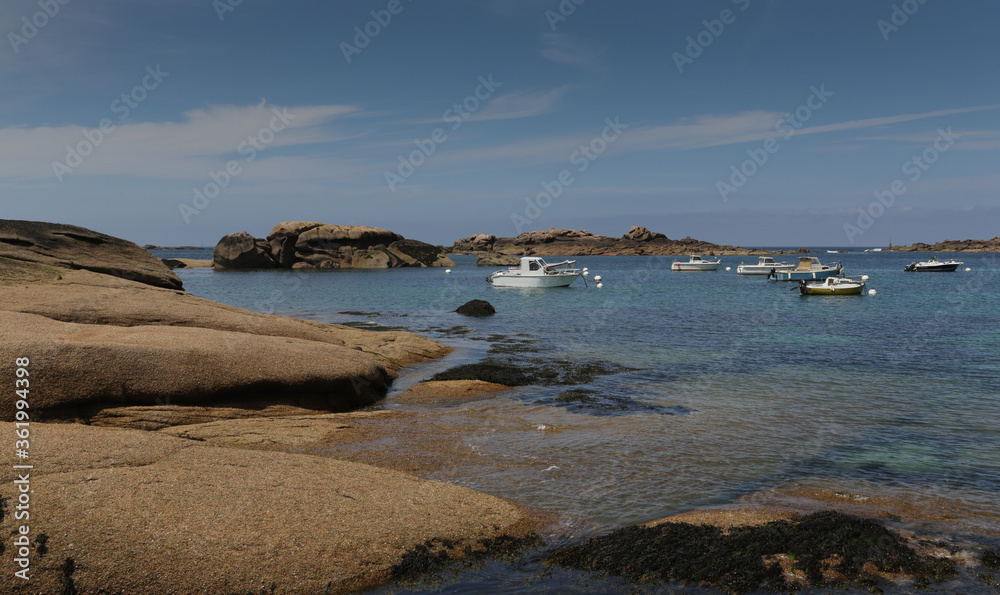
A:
456 299 496 317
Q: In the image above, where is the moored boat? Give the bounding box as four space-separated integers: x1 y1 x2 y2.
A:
736 256 795 276
671 255 720 272
797 276 866 295
903 255 963 272
769 257 843 281
487 256 581 288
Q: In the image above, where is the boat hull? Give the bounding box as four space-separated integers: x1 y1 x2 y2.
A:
671 263 720 271
905 263 960 272
798 281 865 295
771 266 843 281
736 264 794 276
488 273 579 288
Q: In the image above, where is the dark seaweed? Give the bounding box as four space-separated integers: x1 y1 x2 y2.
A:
390 534 543 582
545 510 956 594
431 359 631 387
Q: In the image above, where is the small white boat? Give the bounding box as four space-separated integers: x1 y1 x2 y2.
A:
487 256 581 288
770 257 843 281
736 256 795 276
796 276 866 295
903 255 963 272
671 255 720 272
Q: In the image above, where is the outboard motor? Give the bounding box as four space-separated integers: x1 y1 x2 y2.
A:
903 262 916 272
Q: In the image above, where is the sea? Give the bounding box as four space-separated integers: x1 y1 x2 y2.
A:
157 248 1000 593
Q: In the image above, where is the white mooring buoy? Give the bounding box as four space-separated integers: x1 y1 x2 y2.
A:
445 269 452 274
868 289 877 296
965 267 971 272
596 282 604 289
725 266 731 271
861 275 869 281
594 275 602 282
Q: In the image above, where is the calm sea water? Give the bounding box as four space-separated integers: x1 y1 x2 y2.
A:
162 249 1000 592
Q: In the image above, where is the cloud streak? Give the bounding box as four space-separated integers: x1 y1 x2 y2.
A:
0 103 361 181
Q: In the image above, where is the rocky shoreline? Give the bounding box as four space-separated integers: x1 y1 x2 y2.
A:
3 219 997 593
0 219 535 593
449 226 810 261
889 236 1000 252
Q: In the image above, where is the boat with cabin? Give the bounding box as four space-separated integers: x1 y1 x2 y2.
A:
671 255 721 272
736 256 795 276
903 255 963 272
487 256 582 288
797 276 866 295
769 257 843 281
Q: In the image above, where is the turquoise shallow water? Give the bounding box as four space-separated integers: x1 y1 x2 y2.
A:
163 249 1000 592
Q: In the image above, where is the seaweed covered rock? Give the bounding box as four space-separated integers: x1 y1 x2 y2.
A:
546 510 956 593
456 299 496 317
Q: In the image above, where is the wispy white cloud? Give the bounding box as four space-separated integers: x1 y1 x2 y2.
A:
854 128 1000 151
468 86 570 122
428 105 1000 172
539 33 608 73
0 103 362 181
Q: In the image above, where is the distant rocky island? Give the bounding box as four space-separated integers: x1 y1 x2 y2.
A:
889 237 1000 252
214 221 454 269
449 226 806 265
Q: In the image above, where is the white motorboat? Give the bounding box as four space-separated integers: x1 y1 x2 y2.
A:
903 255 963 272
736 256 795 276
796 276 866 295
769 257 843 281
487 256 581 288
671 255 720 272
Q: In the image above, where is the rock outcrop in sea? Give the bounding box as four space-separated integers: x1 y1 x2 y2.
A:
450 226 787 260
890 236 1000 252
214 221 455 269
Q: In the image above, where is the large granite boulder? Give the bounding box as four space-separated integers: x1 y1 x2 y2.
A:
624 225 667 242
215 222 452 269
295 224 404 258
213 231 277 269
0 309 389 422
0 265 450 426
476 252 521 267
0 422 535 593
387 238 455 267
0 219 182 289
515 228 594 245
451 233 497 252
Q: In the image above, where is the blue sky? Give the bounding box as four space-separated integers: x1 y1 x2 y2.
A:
2 0 998 248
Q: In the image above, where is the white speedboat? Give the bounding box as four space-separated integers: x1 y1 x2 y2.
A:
736 256 795 276
487 256 581 288
671 255 720 272
769 257 843 281
903 255 963 272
